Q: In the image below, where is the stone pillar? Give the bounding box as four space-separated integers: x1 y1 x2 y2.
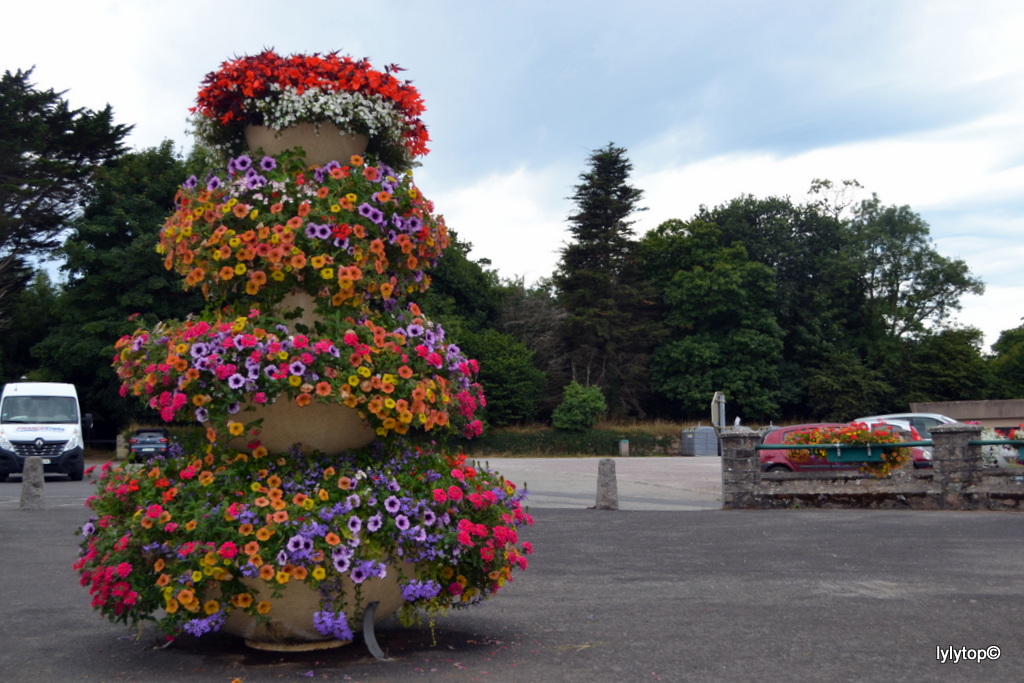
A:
930 422 983 510
721 428 761 509
594 458 619 510
19 456 45 511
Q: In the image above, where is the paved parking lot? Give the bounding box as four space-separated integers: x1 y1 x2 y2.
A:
1 456 1021 682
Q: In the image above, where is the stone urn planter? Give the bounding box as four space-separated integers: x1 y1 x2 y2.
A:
244 122 369 167
218 559 416 651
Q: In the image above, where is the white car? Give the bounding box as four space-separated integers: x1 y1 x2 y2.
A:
854 413 957 440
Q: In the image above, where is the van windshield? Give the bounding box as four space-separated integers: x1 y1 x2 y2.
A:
1 396 79 424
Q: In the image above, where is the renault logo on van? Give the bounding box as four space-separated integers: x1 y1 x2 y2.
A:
34 438 46 451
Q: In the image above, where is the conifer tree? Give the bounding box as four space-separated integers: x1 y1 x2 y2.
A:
552 143 655 416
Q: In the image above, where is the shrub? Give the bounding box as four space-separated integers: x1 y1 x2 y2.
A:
551 382 607 432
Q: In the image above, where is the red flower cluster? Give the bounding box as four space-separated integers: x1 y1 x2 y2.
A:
193 49 429 159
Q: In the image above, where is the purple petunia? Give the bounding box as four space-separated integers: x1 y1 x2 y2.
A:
313 610 353 642
260 155 276 171
348 515 362 534
401 579 442 602
357 203 386 225
384 496 401 514
367 513 383 532
227 374 246 390
231 155 252 173
350 564 369 584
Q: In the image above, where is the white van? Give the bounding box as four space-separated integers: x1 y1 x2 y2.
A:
0 382 92 482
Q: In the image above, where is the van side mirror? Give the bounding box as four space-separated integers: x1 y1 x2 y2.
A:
83 413 94 429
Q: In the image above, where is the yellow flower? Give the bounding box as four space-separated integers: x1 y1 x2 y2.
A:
275 571 290 584
234 263 247 276
357 366 371 378
312 567 326 581
204 600 220 615
288 375 302 387
191 571 203 583
320 268 334 280
256 600 272 615
228 421 245 436
348 375 359 386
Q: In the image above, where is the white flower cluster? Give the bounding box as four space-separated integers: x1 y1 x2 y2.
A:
980 427 1019 468
247 85 406 143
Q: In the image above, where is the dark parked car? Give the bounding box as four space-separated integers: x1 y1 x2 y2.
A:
128 428 171 462
761 422 932 473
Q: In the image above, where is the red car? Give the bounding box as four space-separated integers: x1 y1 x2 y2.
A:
760 423 932 473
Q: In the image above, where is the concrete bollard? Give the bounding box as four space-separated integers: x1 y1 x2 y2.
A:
618 439 630 457
19 456 45 511
595 458 619 510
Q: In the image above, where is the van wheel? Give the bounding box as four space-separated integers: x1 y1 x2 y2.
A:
0 472 8 483
766 465 791 473
69 464 84 482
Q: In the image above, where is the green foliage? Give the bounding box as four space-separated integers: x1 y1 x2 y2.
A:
552 143 656 416
0 271 59 383
496 277 568 417
31 142 203 427
849 197 985 339
899 327 991 403
0 68 131 326
988 325 1024 398
551 381 607 432
641 219 783 420
419 228 502 332
453 328 545 426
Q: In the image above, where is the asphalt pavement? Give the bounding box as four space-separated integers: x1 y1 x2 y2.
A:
1 455 1022 682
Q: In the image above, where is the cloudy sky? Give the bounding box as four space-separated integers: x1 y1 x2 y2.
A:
4 0 1023 348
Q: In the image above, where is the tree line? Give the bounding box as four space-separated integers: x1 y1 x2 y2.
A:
3 70 1023 437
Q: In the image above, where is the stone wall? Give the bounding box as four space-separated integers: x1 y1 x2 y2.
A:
721 423 1024 511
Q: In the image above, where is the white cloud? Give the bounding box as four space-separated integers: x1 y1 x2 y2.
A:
417 164 574 285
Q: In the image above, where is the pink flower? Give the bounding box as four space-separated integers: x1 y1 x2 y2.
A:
447 485 463 501
217 541 239 560
432 488 447 503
